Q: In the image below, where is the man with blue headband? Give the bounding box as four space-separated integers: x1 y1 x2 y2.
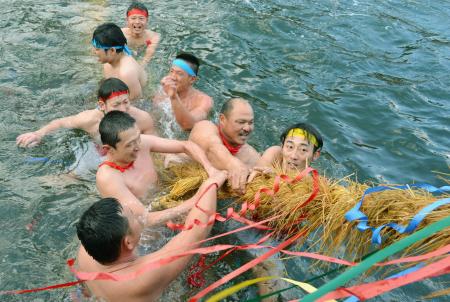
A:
154 53 213 131
92 23 147 101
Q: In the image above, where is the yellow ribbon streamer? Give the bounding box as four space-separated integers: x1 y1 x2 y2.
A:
205 276 337 302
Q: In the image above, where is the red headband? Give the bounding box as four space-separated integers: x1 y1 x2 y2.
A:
100 90 128 102
127 9 148 17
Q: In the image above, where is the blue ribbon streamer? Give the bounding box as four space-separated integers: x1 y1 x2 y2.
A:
345 183 450 244
343 263 425 302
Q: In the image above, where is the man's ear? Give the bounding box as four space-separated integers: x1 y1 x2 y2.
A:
189 76 197 85
101 144 113 155
219 113 226 126
108 48 117 56
98 100 106 111
312 150 321 161
122 234 136 251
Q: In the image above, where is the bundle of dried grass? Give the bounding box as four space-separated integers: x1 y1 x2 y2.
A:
154 162 450 260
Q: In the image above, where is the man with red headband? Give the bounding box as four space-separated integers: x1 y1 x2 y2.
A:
154 53 213 131
189 98 260 193
121 2 160 67
92 23 146 101
16 78 154 148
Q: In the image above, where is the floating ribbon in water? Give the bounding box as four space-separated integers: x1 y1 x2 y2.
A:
344 183 450 244
299 215 450 302
205 276 337 302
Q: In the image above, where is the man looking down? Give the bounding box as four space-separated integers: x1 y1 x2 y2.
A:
76 169 227 301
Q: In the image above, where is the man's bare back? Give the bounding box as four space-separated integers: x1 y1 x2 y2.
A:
104 55 147 101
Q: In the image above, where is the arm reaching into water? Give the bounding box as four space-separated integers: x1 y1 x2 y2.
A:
16 110 95 148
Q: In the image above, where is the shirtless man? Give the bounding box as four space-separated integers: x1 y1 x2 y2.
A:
96 111 217 226
155 53 213 131
248 122 323 182
76 170 228 301
16 78 154 148
92 23 146 101
121 1 160 67
189 98 260 193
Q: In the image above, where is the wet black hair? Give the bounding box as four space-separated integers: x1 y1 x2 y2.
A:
175 52 200 75
99 111 136 148
92 23 127 53
280 122 323 153
98 78 129 102
76 198 129 265
126 1 149 16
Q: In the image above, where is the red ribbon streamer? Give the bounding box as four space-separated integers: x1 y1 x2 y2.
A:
311 255 450 302
188 231 306 302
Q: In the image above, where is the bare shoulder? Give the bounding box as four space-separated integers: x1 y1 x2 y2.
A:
146 30 160 42
128 106 151 121
190 120 217 137
238 144 261 167
194 89 213 105
263 146 282 157
121 27 130 36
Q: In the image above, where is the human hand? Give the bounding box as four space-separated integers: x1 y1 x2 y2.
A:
16 132 42 148
208 170 228 188
228 161 250 194
205 165 221 179
247 166 274 183
160 76 178 99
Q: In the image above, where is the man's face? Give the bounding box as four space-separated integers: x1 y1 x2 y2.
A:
281 136 317 172
122 206 144 248
126 14 148 35
220 102 254 146
100 94 131 113
93 47 113 64
111 125 141 163
168 65 195 92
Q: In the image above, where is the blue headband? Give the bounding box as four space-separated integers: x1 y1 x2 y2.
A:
172 59 197 77
91 38 132 56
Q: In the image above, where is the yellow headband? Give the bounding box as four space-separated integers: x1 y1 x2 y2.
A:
286 128 318 147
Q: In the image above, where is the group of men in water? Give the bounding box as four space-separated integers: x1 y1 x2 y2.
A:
16 2 324 301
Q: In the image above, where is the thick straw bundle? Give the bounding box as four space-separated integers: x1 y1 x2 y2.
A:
154 163 449 260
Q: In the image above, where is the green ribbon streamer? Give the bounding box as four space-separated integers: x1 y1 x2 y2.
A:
300 215 450 302
244 251 378 302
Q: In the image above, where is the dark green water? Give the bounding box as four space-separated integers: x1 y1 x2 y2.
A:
0 0 449 301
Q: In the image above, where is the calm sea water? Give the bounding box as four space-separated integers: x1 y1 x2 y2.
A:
0 0 449 301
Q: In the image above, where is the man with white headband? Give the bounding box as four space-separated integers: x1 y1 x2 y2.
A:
92 23 147 101
154 53 213 131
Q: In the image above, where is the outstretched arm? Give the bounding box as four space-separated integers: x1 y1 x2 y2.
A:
140 171 228 294
16 111 92 148
145 135 217 176
96 167 213 227
248 146 280 182
189 121 251 193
